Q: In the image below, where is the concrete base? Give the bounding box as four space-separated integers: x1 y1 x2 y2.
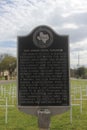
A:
39 129 50 130
38 109 51 130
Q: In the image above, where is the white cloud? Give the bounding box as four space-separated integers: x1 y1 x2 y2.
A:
70 38 87 67
0 46 16 56
0 0 87 40
70 51 87 68
0 0 87 67
70 38 87 51
62 0 87 17
62 23 79 29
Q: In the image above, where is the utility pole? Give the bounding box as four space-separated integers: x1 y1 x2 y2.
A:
77 52 80 68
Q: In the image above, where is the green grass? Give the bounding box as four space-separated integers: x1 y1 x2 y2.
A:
0 79 87 130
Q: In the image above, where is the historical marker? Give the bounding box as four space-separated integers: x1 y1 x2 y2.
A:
17 25 70 116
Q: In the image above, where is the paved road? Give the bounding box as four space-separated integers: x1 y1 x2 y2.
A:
0 80 16 84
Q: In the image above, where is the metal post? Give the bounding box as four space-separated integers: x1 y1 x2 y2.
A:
5 97 8 124
70 95 72 124
80 86 82 113
38 109 51 130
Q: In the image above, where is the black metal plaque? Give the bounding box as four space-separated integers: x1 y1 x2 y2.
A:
18 25 69 106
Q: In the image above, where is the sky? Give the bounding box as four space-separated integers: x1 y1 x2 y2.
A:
0 0 87 68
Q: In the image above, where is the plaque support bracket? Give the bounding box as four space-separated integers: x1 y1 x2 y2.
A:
37 109 51 130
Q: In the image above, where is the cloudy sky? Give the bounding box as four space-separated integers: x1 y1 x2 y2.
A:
0 0 87 68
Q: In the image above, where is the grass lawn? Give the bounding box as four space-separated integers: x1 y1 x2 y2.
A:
0 79 87 130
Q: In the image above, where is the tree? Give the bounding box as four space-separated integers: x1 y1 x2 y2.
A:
0 54 17 77
70 68 76 77
75 66 86 78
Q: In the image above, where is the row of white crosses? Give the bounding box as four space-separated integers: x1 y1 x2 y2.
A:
0 84 16 104
70 84 87 123
0 83 87 124
0 84 16 124
0 97 14 124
